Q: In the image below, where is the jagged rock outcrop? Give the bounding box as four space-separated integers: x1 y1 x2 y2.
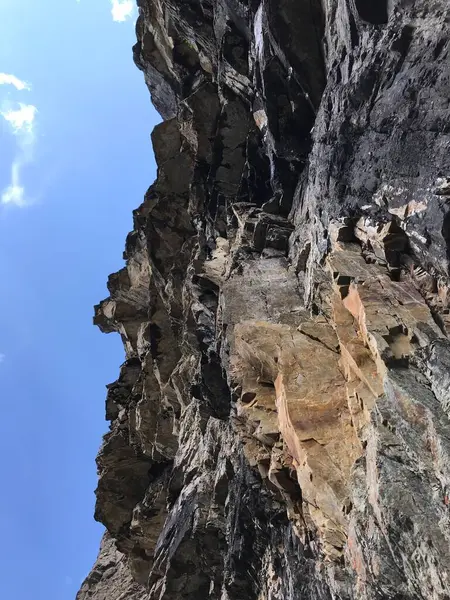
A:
78 1 450 599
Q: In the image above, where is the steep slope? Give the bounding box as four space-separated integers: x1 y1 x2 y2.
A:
77 1 450 599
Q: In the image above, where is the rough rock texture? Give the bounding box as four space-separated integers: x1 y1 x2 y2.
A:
78 1 450 599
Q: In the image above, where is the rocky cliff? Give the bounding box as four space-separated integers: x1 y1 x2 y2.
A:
76 1 450 598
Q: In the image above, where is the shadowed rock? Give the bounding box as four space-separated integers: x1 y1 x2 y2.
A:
78 0 450 598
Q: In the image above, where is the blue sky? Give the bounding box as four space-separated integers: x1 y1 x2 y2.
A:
0 1 158 598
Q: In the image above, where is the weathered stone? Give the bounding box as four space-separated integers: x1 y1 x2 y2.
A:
78 0 450 599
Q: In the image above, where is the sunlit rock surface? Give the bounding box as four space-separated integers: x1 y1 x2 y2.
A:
78 0 450 598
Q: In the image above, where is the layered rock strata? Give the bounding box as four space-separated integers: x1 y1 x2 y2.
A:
78 1 450 599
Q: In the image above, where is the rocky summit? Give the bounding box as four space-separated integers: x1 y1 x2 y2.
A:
76 1 450 599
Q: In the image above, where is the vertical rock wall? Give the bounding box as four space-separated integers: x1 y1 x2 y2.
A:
77 1 450 599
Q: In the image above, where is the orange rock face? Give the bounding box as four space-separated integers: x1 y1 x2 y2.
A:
229 241 445 559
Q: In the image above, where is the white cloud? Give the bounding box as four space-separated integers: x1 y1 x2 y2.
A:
1 103 37 134
2 162 26 206
0 73 30 91
111 0 134 22
0 73 37 208
1 103 38 207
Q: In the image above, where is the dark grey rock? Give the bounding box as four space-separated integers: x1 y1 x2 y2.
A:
77 0 450 599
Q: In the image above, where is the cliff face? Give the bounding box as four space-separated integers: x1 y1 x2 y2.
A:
77 1 450 599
